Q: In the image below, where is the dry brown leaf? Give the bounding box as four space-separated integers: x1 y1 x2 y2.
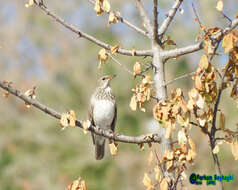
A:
108 12 117 24
140 143 145 151
109 142 118 156
67 177 87 190
133 61 142 76
94 0 103 15
111 45 119 54
98 48 108 69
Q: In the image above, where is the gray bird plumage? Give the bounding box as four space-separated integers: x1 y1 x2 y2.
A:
89 75 117 160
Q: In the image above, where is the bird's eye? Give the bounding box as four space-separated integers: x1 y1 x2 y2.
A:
102 77 106 80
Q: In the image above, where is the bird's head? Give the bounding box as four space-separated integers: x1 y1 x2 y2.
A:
98 75 116 88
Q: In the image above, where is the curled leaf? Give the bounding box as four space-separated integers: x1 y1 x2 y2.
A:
109 142 118 156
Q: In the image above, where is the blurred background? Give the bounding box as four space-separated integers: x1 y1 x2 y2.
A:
0 0 237 189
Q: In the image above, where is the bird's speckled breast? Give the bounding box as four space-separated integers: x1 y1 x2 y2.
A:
93 100 115 129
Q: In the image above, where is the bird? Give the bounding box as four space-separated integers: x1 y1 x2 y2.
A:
89 75 117 160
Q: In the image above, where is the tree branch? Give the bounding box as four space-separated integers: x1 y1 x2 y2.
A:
158 0 183 36
153 0 159 43
161 42 203 60
0 80 162 144
134 0 153 38
88 0 149 37
34 2 152 57
161 18 238 60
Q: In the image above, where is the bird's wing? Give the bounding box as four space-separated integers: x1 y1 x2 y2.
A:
111 103 117 132
89 102 96 145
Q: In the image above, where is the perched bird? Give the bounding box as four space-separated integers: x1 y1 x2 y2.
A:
89 75 117 160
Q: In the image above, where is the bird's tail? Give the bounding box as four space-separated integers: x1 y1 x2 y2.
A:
92 134 105 160
95 140 105 160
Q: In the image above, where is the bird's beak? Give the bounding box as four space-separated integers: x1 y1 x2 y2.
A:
108 74 116 80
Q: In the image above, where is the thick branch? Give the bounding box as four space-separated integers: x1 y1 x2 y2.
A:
0 80 161 144
158 0 183 36
34 2 152 57
135 0 153 38
161 42 203 60
88 0 149 37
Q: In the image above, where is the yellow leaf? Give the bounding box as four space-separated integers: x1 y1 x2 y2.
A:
199 54 209 70
131 48 135 56
194 75 203 90
219 112 225 130
196 93 205 109
60 113 69 130
216 0 223 12
109 142 118 156
165 123 173 139
133 61 142 76
154 165 161 182
142 75 152 84
160 178 168 190
25 0 34 8
143 173 154 189
111 45 119 54
68 110 76 127
231 139 238 160
82 120 90 133
102 0 110 12
129 94 137 111
178 129 187 145
222 31 238 53
213 145 220 154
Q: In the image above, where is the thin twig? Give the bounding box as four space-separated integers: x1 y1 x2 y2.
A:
34 2 152 57
107 53 134 75
134 0 153 38
0 80 162 144
220 11 232 24
158 0 183 36
88 0 149 37
192 3 205 32
165 71 196 86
